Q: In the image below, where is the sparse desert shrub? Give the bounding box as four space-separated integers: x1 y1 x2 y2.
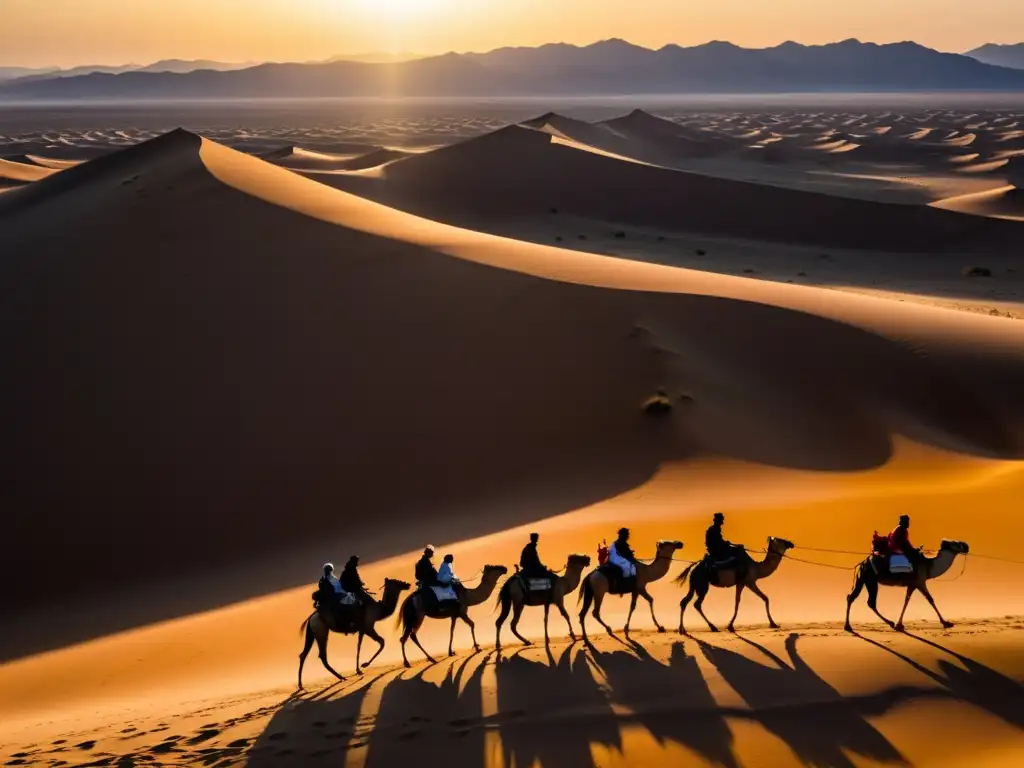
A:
797 271 808 277
742 268 757 274
656 235 665 242
961 266 992 277
642 390 673 416
578 234 587 240
549 207 559 214
613 230 626 239
695 249 707 256
554 235 563 242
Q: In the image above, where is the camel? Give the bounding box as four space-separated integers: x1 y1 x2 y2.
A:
845 539 969 632
398 564 508 667
297 577 410 688
676 537 794 634
578 539 683 637
495 553 592 649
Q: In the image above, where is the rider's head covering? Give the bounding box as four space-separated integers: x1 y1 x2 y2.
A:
443 553 454 563
530 532 539 542
324 562 335 574
714 512 725 523
899 514 910 525
618 527 630 538
424 545 435 555
348 555 359 566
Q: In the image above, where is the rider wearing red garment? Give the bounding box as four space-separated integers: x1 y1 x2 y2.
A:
888 514 920 565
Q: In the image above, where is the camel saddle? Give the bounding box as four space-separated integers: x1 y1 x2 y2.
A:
598 564 636 595
516 573 554 605
420 586 462 618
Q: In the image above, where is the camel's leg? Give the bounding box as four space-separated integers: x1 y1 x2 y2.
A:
448 616 458 657
641 588 664 633
625 591 639 633
361 626 387 669
315 624 345 681
727 584 746 632
919 583 954 629
748 582 779 629
678 586 695 634
895 586 916 631
845 571 865 632
694 584 718 632
495 595 512 650
510 602 530 646
544 604 551 644
298 615 316 689
865 578 895 628
355 632 365 676
557 600 576 640
592 589 615 635
461 609 481 652
579 581 593 640
410 629 436 665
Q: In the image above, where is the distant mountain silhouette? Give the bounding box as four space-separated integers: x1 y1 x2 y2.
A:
3 38 1024 99
1 59 251 85
967 43 1024 70
133 59 255 74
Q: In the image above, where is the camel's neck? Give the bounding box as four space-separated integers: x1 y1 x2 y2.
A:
756 550 784 579
639 551 673 582
927 549 958 579
561 566 585 592
466 575 501 606
376 589 402 620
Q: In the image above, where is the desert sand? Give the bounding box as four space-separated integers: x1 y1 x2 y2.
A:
1 103 1023 766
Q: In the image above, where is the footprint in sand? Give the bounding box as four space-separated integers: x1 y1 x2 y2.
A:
186 729 220 745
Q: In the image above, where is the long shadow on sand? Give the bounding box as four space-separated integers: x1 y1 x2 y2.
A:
493 644 622 768
697 633 909 768
232 631 1024 768
854 631 1024 730
590 639 740 767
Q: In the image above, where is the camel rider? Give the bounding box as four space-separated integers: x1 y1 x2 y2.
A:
415 545 439 589
888 515 921 566
520 533 549 578
438 553 462 600
608 528 638 579
318 562 344 608
341 555 371 604
706 513 745 561
706 513 748 576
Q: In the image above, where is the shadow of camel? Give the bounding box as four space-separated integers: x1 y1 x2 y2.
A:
362 653 489 766
855 631 1024 730
590 639 740 767
697 633 909 768
245 672 393 767
494 643 621 768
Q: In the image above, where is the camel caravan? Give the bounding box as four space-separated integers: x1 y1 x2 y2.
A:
297 514 970 687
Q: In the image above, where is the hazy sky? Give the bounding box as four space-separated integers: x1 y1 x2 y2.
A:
2 0 1022 67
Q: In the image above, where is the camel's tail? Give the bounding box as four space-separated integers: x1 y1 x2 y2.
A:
494 579 511 614
577 574 592 605
299 613 313 637
395 595 414 633
674 562 697 586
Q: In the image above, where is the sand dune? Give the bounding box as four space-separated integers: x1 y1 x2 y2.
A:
0 156 58 185
3 128 1024 617
3 112 1024 767
314 122 1024 251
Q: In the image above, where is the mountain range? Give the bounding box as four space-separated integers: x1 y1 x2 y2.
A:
967 43 1024 70
2 39 1024 100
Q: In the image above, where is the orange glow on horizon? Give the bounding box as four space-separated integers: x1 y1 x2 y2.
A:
1 0 1022 68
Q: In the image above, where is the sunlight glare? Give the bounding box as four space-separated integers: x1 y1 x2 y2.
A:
352 0 441 22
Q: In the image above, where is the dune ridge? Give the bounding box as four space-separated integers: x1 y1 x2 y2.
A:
2 129 1024 624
